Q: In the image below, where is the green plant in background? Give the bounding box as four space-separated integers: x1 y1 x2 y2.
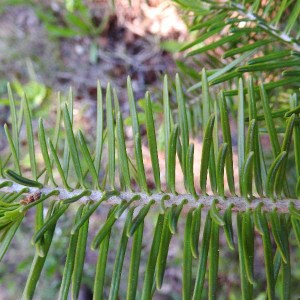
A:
0 0 110 64
0 60 51 122
36 2 110 64
36 3 109 40
0 0 300 299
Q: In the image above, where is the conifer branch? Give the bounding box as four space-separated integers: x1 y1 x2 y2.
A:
1 179 300 213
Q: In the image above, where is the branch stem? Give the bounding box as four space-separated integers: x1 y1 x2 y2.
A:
232 3 300 52
1 179 299 213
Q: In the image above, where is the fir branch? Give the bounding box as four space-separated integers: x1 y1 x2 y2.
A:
1 178 300 212
1 73 300 298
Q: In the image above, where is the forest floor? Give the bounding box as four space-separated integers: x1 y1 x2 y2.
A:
0 0 187 104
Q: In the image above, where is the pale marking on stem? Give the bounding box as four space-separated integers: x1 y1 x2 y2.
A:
0 179 300 212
